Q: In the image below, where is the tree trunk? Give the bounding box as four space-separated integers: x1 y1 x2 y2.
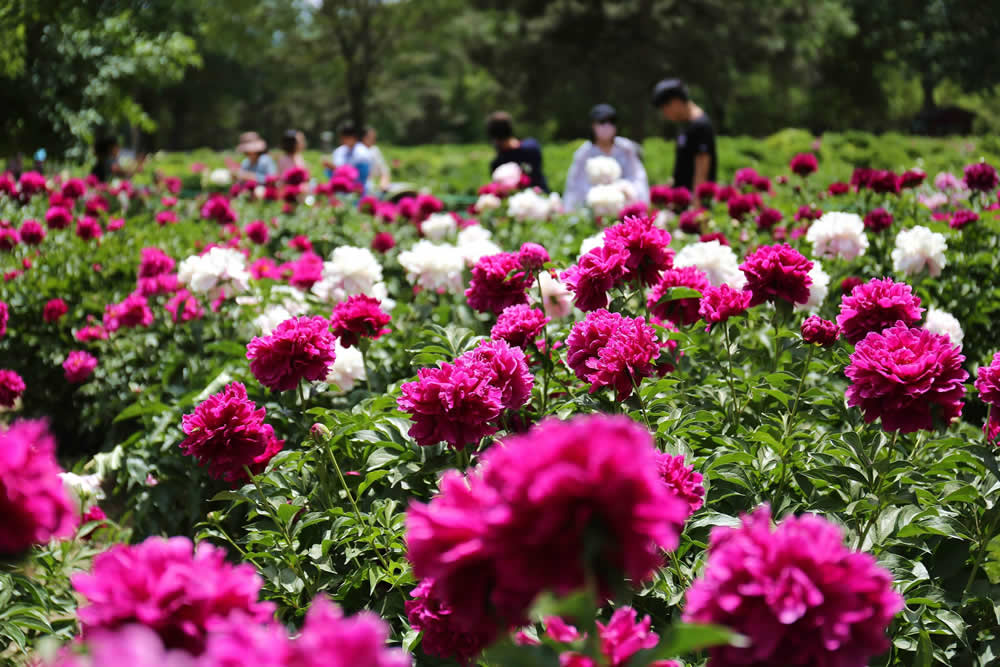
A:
921 75 936 112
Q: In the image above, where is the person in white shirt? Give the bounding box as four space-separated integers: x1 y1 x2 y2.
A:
323 123 372 191
563 104 650 211
362 126 391 192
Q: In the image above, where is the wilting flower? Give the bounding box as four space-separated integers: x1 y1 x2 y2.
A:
845 322 967 432
891 226 947 278
699 284 752 331
684 505 902 666
648 266 711 327
246 316 337 392
739 244 813 307
806 212 868 261
963 162 998 192
329 295 391 347
836 277 923 344
566 309 660 400
465 252 533 314
801 315 839 346
63 351 98 383
491 304 549 349
923 308 963 347
560 245 628 312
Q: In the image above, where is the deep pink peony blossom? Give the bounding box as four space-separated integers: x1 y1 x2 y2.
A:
619 201 651 219
964 162 998 192
656 452 705 517
949 209 979 229
465 252 533 314
372 231 395 253
566 309 660 400
715 185 738 202
840 276 863 295
863 208 894 232
900 169 926 189
986 411 1000 445
789 152 818 177
19 219 45 245
282 166 309 186
397 361 503 449
104 293 154 332
850 167 875 190
700 231 730 245
491 304 549 349
75 324 108 342
836 277 923 344
84 195 109 216
76 216 103 241
284 596 411 667
0 227 19 250
650 185 672 206
699 284 752 331
0 419 78 553
63 350 98 383
0 368 26 407
733 167 760 190
165 290 204 323
329 295 391 347
288 235 313 253
596 607 673 667
47 624 199 667
603 215 674 286
668 187 692 211
869 170 900 194
201 195 237 224
72 536 275 654
283 251 324 290
406 579 495 663
678 207 705 234
648 266 711 327
739 244 813 307
251 257 281 280
828 181 850 196
684 505 902 667
756 206 783 230
43 298 69 323
727 193 758 219
695 181 719 203
801 315 839 346
245 220 269 244
246 315 337 391
138 247 175 278
975 351 1000 407
179 382 284 482
19 171 47 196
0 300 7 338
845 322 967 432
156 210 178 226
460 339 533 410
560 245 628 312
794 205 823 222
518 242 550 271
45 206 73 229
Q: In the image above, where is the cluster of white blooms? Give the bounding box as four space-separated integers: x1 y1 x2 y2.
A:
398 239 467 294
538 271 573 318
421 213 458 242
795 262 831 312
586 184 626 218
674 240 746 289
578 231 606 257
311 246 390 305
586 155 622 185
507 189 559 221
806 212 869 262
253 286 310 335
924 308 964 347
474 193 503 213
892 226 947 277
208 168 233 187
178 247 251 297
59 472 104 513
456 225 502 266
325 342 366 392
492 162 522 189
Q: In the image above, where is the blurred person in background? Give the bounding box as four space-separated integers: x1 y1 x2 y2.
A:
232 131 277 183
277 129 307 173
363 126 391 193
563 103 649 210
487 111 548 192
653 78 716 190
92 136 145 183
324 122 371 191
33 149 47 174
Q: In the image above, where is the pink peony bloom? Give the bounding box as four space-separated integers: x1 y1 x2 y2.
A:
727 193 758 219
840 276 863 295
597 607 677 667
560 245 629 312
648 266 711 327
739 244 813 307
603 215 674 287
138 247 175 279
282 166 309 186
19 171 47 196
45 206 73 229
684 505 902 666
794 205 823 222
964 162 998 192
201 194 237 224
656 452 705 517
491 304 549 349
863 208 893 232
465 252 533 315
975 351 1000 407
179 382 284 483
789 152 818 177
283 251 324 290
286 596 411 667
0 368 26 407
72 536 275 654
699 283 752 331
756 206 783 230
650 185 672 206
156 210 178 226
84 195 109 216
695 181 719 203
244 220 269 244
63 350 98 383
0 419 78 553
0 300 7 338
517 242 550 271
828 181 850 196
75 216 103 241
900 169 926 189
288 235 313 253
678 208 706 234
43 298 69 323
460 339 533 411
619 201 650 219
566 309 660 400
75 324 109 342
869 170 900 194
845 322 967 432
250 257 281 280
801 315 839 346
0 227 19 250
371 232 396 253
949 209 979 229
836 277 923 344
406 579 495 663
47 624 199 667
246 315 337 392
107 217 125 231
164 290 204 323
329 295 391 347
19 219 46 245
668 186 692 211
103 293 154 332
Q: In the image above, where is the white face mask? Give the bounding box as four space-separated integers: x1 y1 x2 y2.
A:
593 123 616 142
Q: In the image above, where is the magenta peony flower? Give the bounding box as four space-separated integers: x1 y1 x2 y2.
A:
863 208 894 232
850 167 875 190
406 579 495 663
840 276 863 295
247 315 337 391
0 226 20 250
668 186 692 211
0 368 26 407
156 210 178 226
755 207 782 230
72 536 274 654
19 171 47 196
789 152 818 177
179 382 284 483
619 201 650 219
699 284 752 331
975 351 1000 407
650 185 672 206
84 195 109 216
244 220 269 244
288 235 313 253
491 304 549 349
603 215 674 286
19 219 45 245
0 300 7 338
836 277 923 344
794 205 823 222
286 596 411 667
371 231 395 253
739 244 813 307
560 244 629 312
517 242 550 271
845 322 967 432
397 361 503 449
566 309 660 400
727 193 758 219
0 419 78 553
715 185 738 202
648 266 711 326
869 170 900 194
684 505 902 667
75 215 103 241
900 169 926 189
801 315 839 346
597 607 672 667
103 293 154 332
656 452 705 517
107 217 125 231
678 208 705 234
460 339 533 410
949 209 979 229
329 295 391 347
45 206 73 230
695 181 719 203
282 166 309 186
283 251 324 290
963 162 998 192
43 298 69 323
75 324 108 342
828 181 850 196
201 194 237 224
465 252 533 314
63 350 98 383
48 624 200 667
164 290 204 323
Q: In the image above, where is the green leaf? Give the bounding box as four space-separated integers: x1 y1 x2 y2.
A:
631 623 745 665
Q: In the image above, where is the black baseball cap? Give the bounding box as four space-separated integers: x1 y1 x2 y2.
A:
589 104 617 123
652 78 689 107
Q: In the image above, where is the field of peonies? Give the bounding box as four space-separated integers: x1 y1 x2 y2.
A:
1 148 1000 667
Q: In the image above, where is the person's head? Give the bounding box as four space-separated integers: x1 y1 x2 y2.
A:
589 104 618 144
652 78 691 123
281 129 301 155
363 126 377 147
95 136 119 159
339 123 359 147
486 111 514 147
237 131 267 159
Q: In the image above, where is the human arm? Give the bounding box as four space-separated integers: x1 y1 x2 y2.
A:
693 153 712 192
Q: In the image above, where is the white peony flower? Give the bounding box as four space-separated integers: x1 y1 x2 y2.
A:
209 168 232 187
674 241 746 289
311 246 388 304
578 232 606 258
325 342 366 392
421 213 457 241
507 189 553 221
253 287 309 334
60 472 104 512
538 271 573 319
795 262 830 312
586 183 626 218
254 185 266 199
474 193 502 213
177 247 251 297
924 308 963 347
612 178 638 204
547 191 563 215
456 225 502 266
398 239 467 293
586 155 622 185
492 162 522 189
254 304 293 336
653 209 677 230
892 225 947 277
806 212 869 262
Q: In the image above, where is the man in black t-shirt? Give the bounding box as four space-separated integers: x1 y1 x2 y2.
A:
486 111 549 192
652 78 717 190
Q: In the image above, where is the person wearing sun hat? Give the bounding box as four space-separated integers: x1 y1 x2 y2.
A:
233 131 277 183
563 103 649 211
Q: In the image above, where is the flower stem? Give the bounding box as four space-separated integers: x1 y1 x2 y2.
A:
771 345 815 512
243 465 308 589
855 430 897 550
722 324 741 427
962 511 998 599
628 369 652 433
